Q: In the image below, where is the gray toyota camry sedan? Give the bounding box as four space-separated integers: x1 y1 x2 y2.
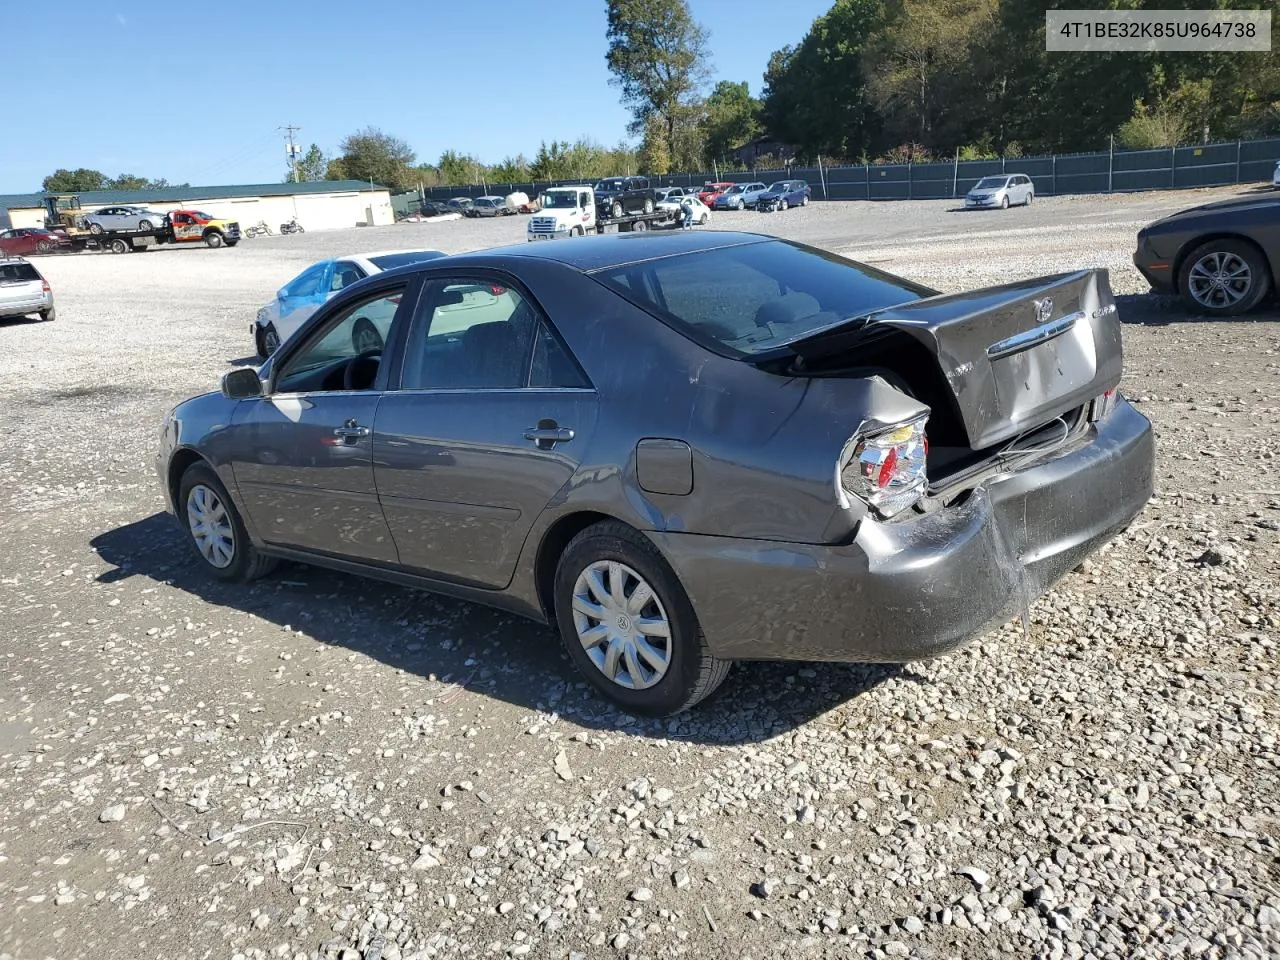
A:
157 231 1154 716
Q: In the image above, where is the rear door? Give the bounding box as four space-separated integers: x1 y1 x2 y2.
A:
373 272 598 588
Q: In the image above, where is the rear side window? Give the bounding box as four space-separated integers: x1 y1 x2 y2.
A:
591 240 928 358
0 263 40 283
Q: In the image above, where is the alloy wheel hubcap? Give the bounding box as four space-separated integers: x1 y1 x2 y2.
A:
187 484 235 568
571 560 672 690
1189 252 1250 308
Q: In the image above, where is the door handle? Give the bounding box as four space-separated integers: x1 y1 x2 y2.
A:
524 425 575 448
333 418 370 440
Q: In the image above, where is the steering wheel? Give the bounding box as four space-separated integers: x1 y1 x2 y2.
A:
342 348 382 391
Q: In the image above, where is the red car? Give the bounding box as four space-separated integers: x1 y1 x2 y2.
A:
698 181 736 205
0 227 72 256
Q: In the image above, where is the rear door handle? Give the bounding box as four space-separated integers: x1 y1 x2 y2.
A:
524 425 575 448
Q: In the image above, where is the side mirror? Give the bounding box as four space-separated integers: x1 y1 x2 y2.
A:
221 367 264 400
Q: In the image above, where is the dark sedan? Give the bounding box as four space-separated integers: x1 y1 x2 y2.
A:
757 179 812 212
1133 194 1279 316
157 232 1153 716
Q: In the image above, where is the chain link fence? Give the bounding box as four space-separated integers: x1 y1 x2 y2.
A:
392 136 1280 215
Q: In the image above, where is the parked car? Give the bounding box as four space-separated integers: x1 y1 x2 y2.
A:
1273 160 1279 188
467 196 513 218
713 182 768 210
1133 194 1279 316
757 180 812 212
161 231 1153 716
656 192 710 224
84 205 170 233
0 255 55 322
252 248 446 357
698 181 736 205
446 198 474 211
0 226 72 256
594 177 657 219
963 174 1035 209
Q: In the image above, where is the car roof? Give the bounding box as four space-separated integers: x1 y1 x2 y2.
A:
410 230 776 274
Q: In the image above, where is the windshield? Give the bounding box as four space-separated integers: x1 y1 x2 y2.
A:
723 185 745 195
974 177 1009 190
542 192 579 208
191 211 216 219
766 182 787 192
369 251 446 270
591 239 929 358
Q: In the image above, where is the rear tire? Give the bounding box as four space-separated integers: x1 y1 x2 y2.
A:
553 521 731 716
1025 192 1033 206
110 238 129 254
643 198 654 214
40 307 56 322
178 462 278 583
89 223 104 235
37 240 53 254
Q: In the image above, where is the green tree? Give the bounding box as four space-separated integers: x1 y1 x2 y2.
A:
702 81 761 163
760 0 884 161
42 168 108 192
489 155 531 182
327 127 416 189
294 144 328 182
437 150 487 186
606 0 712 167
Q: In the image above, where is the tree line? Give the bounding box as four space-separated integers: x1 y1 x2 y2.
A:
38 0 1279 195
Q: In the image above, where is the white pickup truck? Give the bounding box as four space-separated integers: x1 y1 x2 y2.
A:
527 185 678 240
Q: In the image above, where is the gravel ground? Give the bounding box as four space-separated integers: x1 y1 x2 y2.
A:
1 186 1278 960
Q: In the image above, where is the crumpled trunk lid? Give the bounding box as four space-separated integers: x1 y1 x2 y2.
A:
789 269 1123 449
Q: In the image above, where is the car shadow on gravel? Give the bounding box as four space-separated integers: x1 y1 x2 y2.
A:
1117 293 1280 326
91 513 906 745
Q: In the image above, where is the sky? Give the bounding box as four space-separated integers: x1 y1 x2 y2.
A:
0 0 833 193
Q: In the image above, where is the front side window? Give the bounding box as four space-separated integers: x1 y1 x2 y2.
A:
275 288 406 394
400 280 585 390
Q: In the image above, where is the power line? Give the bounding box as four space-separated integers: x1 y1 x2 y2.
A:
280 125 302 183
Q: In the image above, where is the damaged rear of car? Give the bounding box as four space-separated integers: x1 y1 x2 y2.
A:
589 236 1154 666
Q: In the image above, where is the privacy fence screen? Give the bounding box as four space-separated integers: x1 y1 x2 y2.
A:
393 136 1280 215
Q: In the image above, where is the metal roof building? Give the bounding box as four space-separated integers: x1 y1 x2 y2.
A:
0 180 394 232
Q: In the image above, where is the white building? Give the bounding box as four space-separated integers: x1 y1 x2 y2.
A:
0 180 394 232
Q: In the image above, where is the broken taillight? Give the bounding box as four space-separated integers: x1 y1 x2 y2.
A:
838 416 929 518
1090 387 1118 422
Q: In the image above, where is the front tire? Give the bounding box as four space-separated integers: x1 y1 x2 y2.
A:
780 199 789 211
351 316 383 353
1000 195 1010 209
699 212 708 224
1178 239 1271 317
553 521 731 716
204 231 224 248
178 462 277 583
611 202 623 219
138 219 153 231
262 323 281 355
37 240 53 254
109 238 129 254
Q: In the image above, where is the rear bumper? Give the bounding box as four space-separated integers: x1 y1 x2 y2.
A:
0 293 53 317
650 397 1155 663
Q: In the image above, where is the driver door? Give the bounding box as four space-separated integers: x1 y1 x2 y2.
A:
227 281 414 563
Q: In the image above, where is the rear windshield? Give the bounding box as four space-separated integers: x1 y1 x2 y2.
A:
369 251 446 271
0 262 41 283
590 240 928 357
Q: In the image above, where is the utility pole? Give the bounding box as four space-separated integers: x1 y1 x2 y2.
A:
280 125 301 182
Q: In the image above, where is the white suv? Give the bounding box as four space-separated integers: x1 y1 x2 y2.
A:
0 255 55 322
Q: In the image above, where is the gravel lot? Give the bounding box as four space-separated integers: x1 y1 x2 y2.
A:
2 186 1278 960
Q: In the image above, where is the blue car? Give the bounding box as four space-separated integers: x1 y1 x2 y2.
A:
757 179 811 212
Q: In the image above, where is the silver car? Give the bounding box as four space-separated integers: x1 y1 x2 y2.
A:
0 255 55 322
85 205 169 234
713 182 769 210
964 174 1035 209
